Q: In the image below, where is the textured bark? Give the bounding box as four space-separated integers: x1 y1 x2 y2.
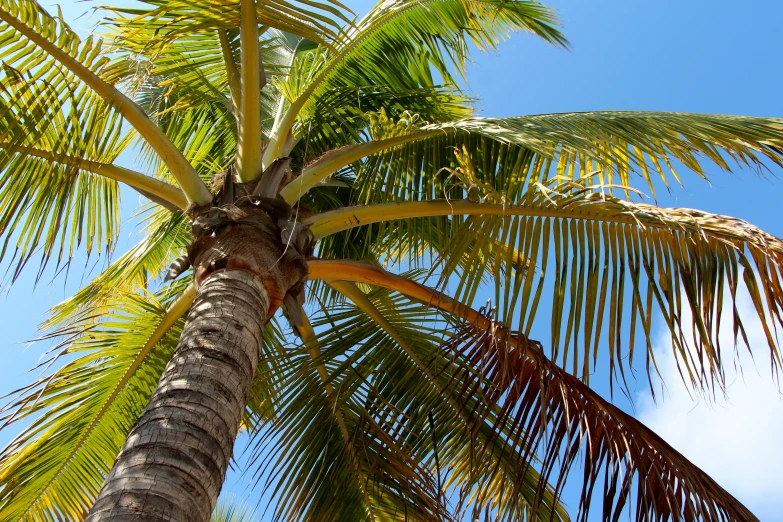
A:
85 270 268 522
85 173 312 521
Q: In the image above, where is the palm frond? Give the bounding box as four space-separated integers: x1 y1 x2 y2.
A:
322 282 569 521
348 112 783 207
248 337 431 521
42 209 191 330
0 283 191 522
447 319 756 522
307 259 759 522
450 112 783 194
111 28 292 122
0 0 211 204
309 163 783 391
0 71 124 282
285 86 473 171
104 0 355 53
240 302 460 522
0 281 287 521
264 0 566 163
278 112 783 208
2 144 186 210
120 31 298 189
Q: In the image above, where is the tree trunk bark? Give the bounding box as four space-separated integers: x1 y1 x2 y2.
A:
85 269 269 522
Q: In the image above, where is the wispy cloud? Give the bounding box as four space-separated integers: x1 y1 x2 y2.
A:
637 293 783 520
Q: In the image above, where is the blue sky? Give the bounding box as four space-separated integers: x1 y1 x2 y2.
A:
1 0 782 520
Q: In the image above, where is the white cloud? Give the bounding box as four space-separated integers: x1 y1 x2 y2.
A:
637 293 783 520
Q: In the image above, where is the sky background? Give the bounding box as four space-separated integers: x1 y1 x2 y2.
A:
1 0 782 520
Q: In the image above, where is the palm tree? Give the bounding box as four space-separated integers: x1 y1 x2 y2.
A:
0 0 781 520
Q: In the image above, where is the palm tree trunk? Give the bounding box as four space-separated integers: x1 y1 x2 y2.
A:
84 186 311 521
85 269 269 522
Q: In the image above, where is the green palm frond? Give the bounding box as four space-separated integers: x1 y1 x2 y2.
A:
347 112 783 206
120 31 297 185
265 0 565 163
0 0 211 204
450 112 783 195
0 282 191 522
249 352 390 521
0 281 285 521
42 209 191 330
104 0 355 53
294 85 473 159
124 37 284 186
163 105 238 180
112 29 293 118
248 316 449 522
0 0 109 82
211 498 261 522
0 71 124 281
329 0 566 91
125 101 236 195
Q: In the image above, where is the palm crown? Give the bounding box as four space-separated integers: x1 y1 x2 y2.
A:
0 0 782 521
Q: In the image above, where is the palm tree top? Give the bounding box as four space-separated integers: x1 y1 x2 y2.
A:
0 0 781 521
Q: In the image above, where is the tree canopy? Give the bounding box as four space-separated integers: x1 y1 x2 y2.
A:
0 0 781 520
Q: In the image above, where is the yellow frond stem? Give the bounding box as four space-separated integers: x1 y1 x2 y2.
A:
309 259 484 329
236 0 263 182
12 147 188 210
305 199 606 239
279 131 440 203
305 199 783 260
